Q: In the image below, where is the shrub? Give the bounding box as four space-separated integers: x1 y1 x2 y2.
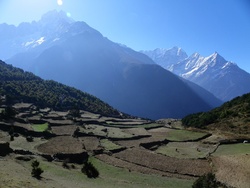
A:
68 108 80 118
62 159 70 169
26 136 34 142
72 127 80 138
1 106 17 119
81 162 99 178
192 173 221 188
10 135 14 141
31 160 44 179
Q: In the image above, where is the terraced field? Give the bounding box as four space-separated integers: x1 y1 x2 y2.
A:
0 102 249 188
211 143 250 188
113 148 211 176
32 123 50 132
165 129 210 141
37 136 84 155
156 142 218 159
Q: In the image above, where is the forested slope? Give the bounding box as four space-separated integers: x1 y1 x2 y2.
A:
0 60 123 118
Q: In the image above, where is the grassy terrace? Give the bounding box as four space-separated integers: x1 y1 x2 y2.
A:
79 125 137 139
212 143 250 156
32 123 49 132
107 127 135 139
100 139 124 151
105 123 164 129
156 142 217 159
166 129 209 142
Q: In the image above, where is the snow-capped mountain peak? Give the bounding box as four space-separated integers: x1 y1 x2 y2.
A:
204 52 226 67
141 47 187 69
0 10 102 60
142 47 250 101
180 52 229 79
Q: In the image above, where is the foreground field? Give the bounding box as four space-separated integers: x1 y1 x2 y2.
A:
211 143 250 188
0 155 194 188
0 103 249 188
212 154 250 188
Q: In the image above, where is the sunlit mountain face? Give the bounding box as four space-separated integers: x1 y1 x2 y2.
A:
2 10 222 119
143 48 250 102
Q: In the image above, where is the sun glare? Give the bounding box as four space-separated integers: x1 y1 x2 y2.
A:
57 0 63 6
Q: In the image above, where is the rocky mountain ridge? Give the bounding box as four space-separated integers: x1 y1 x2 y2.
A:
143 47 250 101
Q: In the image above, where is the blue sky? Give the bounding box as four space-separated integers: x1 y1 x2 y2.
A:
0 0 250 72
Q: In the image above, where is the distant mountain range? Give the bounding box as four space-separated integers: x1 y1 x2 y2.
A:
1 10 221 119
142 47 250 102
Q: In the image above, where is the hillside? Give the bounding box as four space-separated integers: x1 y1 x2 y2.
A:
182 93 250 135
0 60 123 118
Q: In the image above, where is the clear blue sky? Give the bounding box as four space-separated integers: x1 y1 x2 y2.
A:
0 0 250 72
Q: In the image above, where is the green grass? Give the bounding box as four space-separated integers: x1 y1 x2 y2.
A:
212 143 250 156
156 142 216 159
100 139 124 151
166 129 208 141
9 136 47 153
18 153 194 188
89 157 194 188
32 123 49 132
107 127 135 139
35 157 194 188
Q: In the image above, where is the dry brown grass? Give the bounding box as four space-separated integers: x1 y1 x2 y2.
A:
114 134 166 148
96 154 194 179
79 136 100 151
113 148 212 176
212 154 250 188
147 127 172 140
123 128 151 137
37 136 84 154
51 125 77 136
